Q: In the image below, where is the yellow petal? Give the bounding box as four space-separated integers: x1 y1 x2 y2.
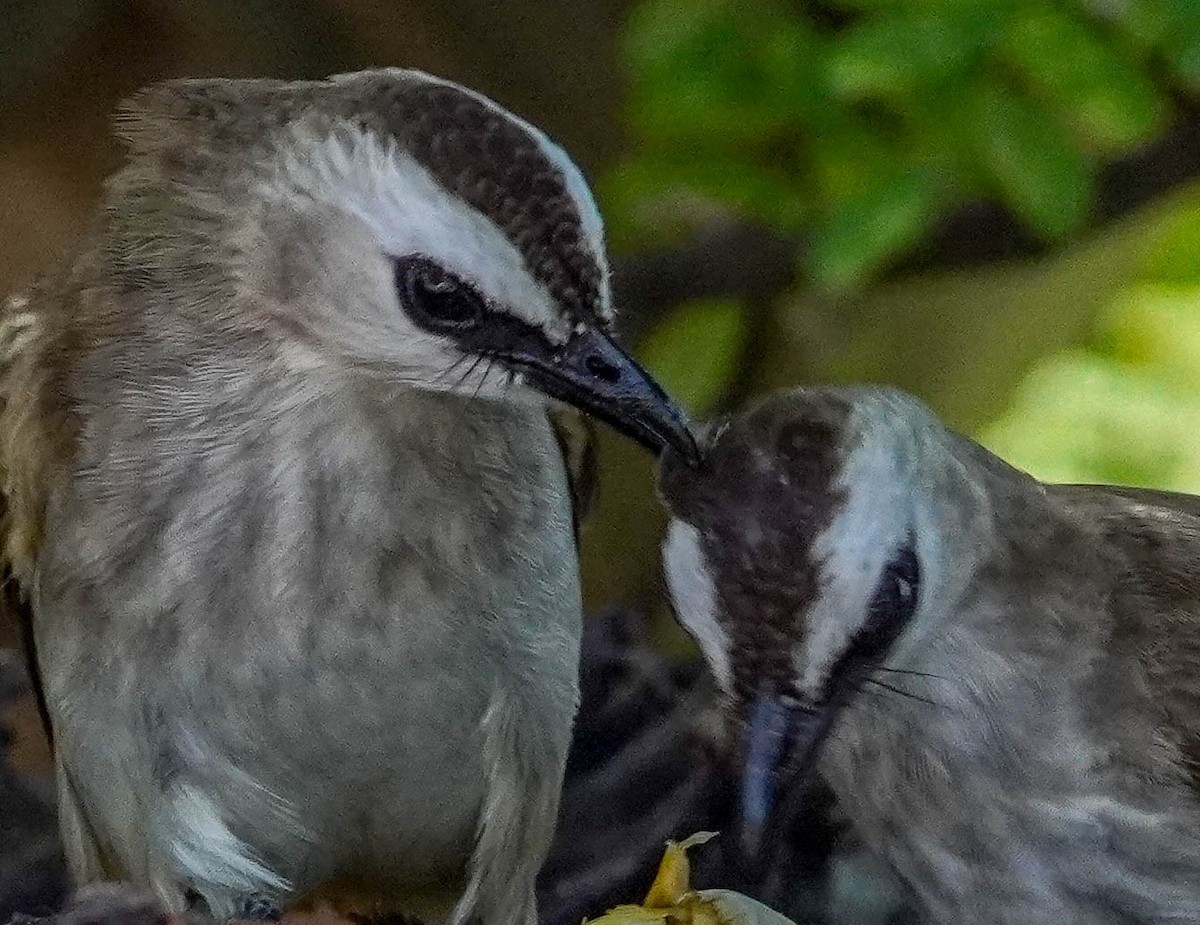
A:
642 832 718 908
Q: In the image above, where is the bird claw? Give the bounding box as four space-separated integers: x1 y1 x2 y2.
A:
236 895 282 922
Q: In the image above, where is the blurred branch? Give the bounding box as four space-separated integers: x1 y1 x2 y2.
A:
612 222 801 344
1097 98 1200 222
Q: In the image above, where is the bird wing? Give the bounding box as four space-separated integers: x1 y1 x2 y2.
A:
1 281 120 881
0 288 59 753
2 261 206 887
548 405 599 538
1049 482 1200 784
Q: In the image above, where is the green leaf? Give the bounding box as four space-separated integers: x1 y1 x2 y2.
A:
1159 0 1200 87
970 82 1093 238
759 19 829 121
613 0 1189 292
981 192 1200 494
1002 7 1165 152
810 168 945 288
1169 35 1200 88
623 0 820 147
637 298 749 415
829 11 979 101
1103 0 1173 49
808 113 896 205
623 0 728 80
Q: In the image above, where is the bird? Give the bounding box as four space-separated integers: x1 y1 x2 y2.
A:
656 384 1200 924
0 69 697 925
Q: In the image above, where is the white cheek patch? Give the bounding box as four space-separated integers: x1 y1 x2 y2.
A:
662 519 733 692
276 127 572 342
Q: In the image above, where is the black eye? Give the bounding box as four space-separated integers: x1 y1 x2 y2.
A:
394 256 486 333
851 542 920 661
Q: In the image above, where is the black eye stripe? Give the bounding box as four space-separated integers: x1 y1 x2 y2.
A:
393 255 487 333
389 253 571 367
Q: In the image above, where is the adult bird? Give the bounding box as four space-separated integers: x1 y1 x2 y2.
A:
658 386 1200 924
0 69 696 925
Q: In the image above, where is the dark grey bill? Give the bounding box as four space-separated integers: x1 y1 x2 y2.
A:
501 326 699 464
738 691 841 861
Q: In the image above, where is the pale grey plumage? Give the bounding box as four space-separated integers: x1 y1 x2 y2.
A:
0 69 697 925
659 386 1200 924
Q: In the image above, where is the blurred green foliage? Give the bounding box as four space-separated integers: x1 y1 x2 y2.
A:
984 198 1200 492
612 0 1200 499
638 297 749 413
608 0 1200 288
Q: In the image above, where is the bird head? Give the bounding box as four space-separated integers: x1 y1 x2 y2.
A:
657 387 989 859
108 69 697 461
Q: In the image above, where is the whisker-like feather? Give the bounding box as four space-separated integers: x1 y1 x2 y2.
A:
472 355 499 400
458 352 487 392
433 353 470 387
876 667 947 682
862 676 942 708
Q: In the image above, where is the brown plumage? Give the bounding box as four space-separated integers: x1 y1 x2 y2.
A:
659 385 1200 924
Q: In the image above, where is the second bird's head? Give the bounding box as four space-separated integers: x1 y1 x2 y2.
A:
110 69 696 461
656 387 1001 858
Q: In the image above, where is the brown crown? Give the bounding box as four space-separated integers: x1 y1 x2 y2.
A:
359 78 607 324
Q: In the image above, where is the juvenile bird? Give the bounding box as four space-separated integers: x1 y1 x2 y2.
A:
658 386 1200 924
0 70 695 924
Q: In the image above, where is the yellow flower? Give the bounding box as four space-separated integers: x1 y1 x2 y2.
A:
582 832 799 925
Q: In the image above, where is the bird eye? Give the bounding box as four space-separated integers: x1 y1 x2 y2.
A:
394 256 486 333
852 543 920 661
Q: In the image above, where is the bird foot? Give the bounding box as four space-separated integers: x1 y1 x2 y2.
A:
236 895 282 922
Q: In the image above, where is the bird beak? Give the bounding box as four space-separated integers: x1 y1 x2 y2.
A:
738 691 838 861
502 326 699 464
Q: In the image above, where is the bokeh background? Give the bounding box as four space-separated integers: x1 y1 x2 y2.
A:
2 0 1200 920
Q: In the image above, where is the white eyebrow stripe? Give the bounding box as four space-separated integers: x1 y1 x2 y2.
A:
798 399 917 695
272 125 575 343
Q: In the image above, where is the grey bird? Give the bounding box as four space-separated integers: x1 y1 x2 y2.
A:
0 69 696 925
656 385 1200 924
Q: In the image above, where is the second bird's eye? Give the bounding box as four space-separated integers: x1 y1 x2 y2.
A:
852 542 921 660
394 256 486 332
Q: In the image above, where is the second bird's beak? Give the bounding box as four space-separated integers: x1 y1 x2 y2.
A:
502 326 699 464
738 691 839 862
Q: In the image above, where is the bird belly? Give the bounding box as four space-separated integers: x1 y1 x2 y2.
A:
156 573 562 915
36 394 582 918
231 653 492 896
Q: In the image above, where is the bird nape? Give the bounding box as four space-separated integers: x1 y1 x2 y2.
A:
658 384 1200 924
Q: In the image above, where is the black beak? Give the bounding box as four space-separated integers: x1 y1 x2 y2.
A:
500 326 699 464
738 691 840 862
